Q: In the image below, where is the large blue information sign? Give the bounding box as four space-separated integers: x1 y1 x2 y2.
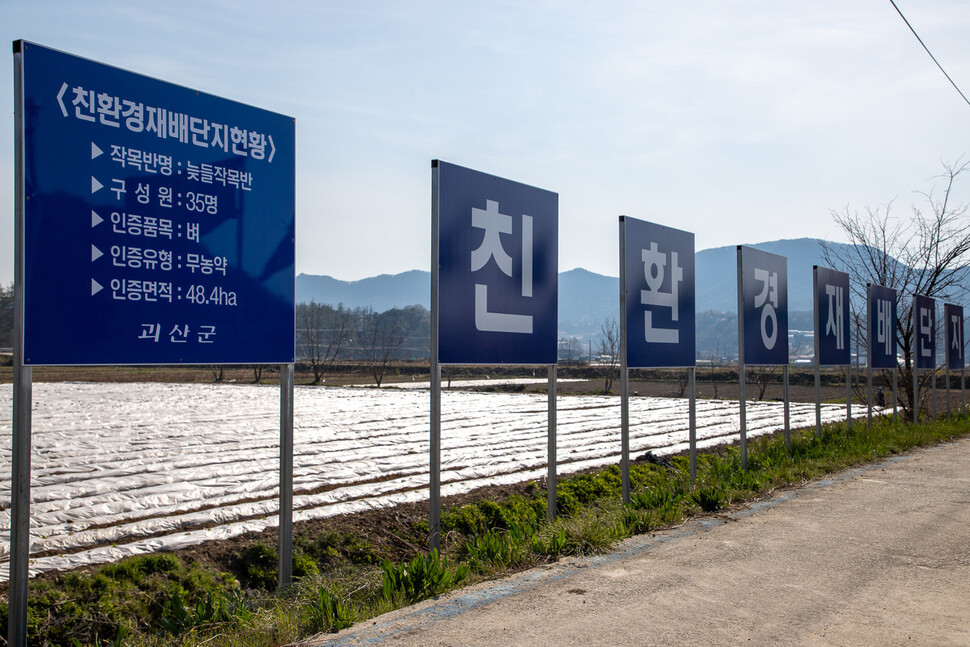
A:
867 283 897 370
944 303 964 371
738 246 788 366
621 217 695 368
434 160 558 365
18 41 295 365
814 266 850 366
913 294 936 370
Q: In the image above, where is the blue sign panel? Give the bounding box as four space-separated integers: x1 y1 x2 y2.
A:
867 284 897 370
621 217 695 368
18 42 295 365
738 246 788 366
434 160 558 365
913 294 936 370
814 266 850 366
944 303 964 371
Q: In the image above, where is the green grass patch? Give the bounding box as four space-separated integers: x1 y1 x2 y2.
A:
5 414 968 646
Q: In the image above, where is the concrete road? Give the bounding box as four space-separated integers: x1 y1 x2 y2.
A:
306 437 970 647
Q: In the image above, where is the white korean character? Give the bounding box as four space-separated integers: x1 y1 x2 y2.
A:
186 161 200 182
227 169 240 188
185 222 200 242
127 149 143 171
157 154 173 176
214 166 227 186
197 325 216 344
210 123 229 152
110 179 126 201
825 284 845 349
158 283 173 302
470 199 533 334
199 255 214 274
190 117 209 147
230 126 248 156
213 256 227 275
158 186 173 208
143 151 158 174
110 145 125 167
121 99 144 132
146 106 167 138
96 92 121 127
168 112 189 143
110 278 126 300
640 242 683 344
72 86 95 122
200 163 214 184
919 307 933 358
142 216 158 238
126 213 143 236
111 211 127 235
126 280 142 301
138 323 161 342
204 194 218 215
185 253 201 273
142 249 159 271
127 247 142 269
111 245 126 267
135 183 150 205
951 314 963 359
876 298 893 356
158 219 174 239
142 281 158 302
754 268 779 350
159 250 174 271
241 172 252 191
248 131 266 160
169 324 190 343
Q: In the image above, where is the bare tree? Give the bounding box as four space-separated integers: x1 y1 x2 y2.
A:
297 301 350 385
706 341 723 399
358 307 406 387
747 366 778 400
822 159 970 418
598 317 620 394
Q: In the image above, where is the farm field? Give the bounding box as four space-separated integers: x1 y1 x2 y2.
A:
0 380 850 580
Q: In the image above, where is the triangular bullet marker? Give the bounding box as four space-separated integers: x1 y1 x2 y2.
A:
91 142 103 159
91 245 103 262
91 279 103 296
91 210 103 227
91 177 103 193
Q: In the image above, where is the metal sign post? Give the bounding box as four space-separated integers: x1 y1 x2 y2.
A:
11 41 296 643
620 217 696 486
278 364 294 587
814 267 851 434
431 160 559 545
737 246 788 468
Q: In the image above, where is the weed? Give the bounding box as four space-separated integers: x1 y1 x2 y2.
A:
380 550 469 605
303 587 357 634
691 486 726 512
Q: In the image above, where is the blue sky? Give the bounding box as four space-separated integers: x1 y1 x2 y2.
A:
3 0 970 286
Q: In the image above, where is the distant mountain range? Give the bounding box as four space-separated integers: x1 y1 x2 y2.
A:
296 238 851 341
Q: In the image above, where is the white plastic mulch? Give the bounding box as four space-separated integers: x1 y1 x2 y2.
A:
0 381 849 580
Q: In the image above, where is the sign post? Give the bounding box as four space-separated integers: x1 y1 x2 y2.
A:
430 160 558 547
913 294 936 422
944 304 964 418
737 246 788 468
12 41 295 645
814 267 851 434
867 284 898 427
619 217 696 489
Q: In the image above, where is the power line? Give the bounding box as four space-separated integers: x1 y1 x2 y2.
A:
889 0 970 109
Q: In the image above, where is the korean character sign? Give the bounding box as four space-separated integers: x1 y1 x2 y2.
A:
737 246 788 366
814 266 850 366
434 161 558 365
913 294 936 370
620 217 695 368
944 303 964 371
867 284 897 370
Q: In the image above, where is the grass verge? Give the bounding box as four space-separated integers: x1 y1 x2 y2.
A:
3 414 968 646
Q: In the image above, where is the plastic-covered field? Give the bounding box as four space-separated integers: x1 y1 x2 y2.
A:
0 381 848 580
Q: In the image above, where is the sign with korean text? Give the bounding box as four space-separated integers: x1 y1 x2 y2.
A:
621 217 695 368
867 284 897 370
944 303 964 371
18 42 295 365
814 266 850 366
434 160 558 365
738 246 788 366
913 294 936 370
